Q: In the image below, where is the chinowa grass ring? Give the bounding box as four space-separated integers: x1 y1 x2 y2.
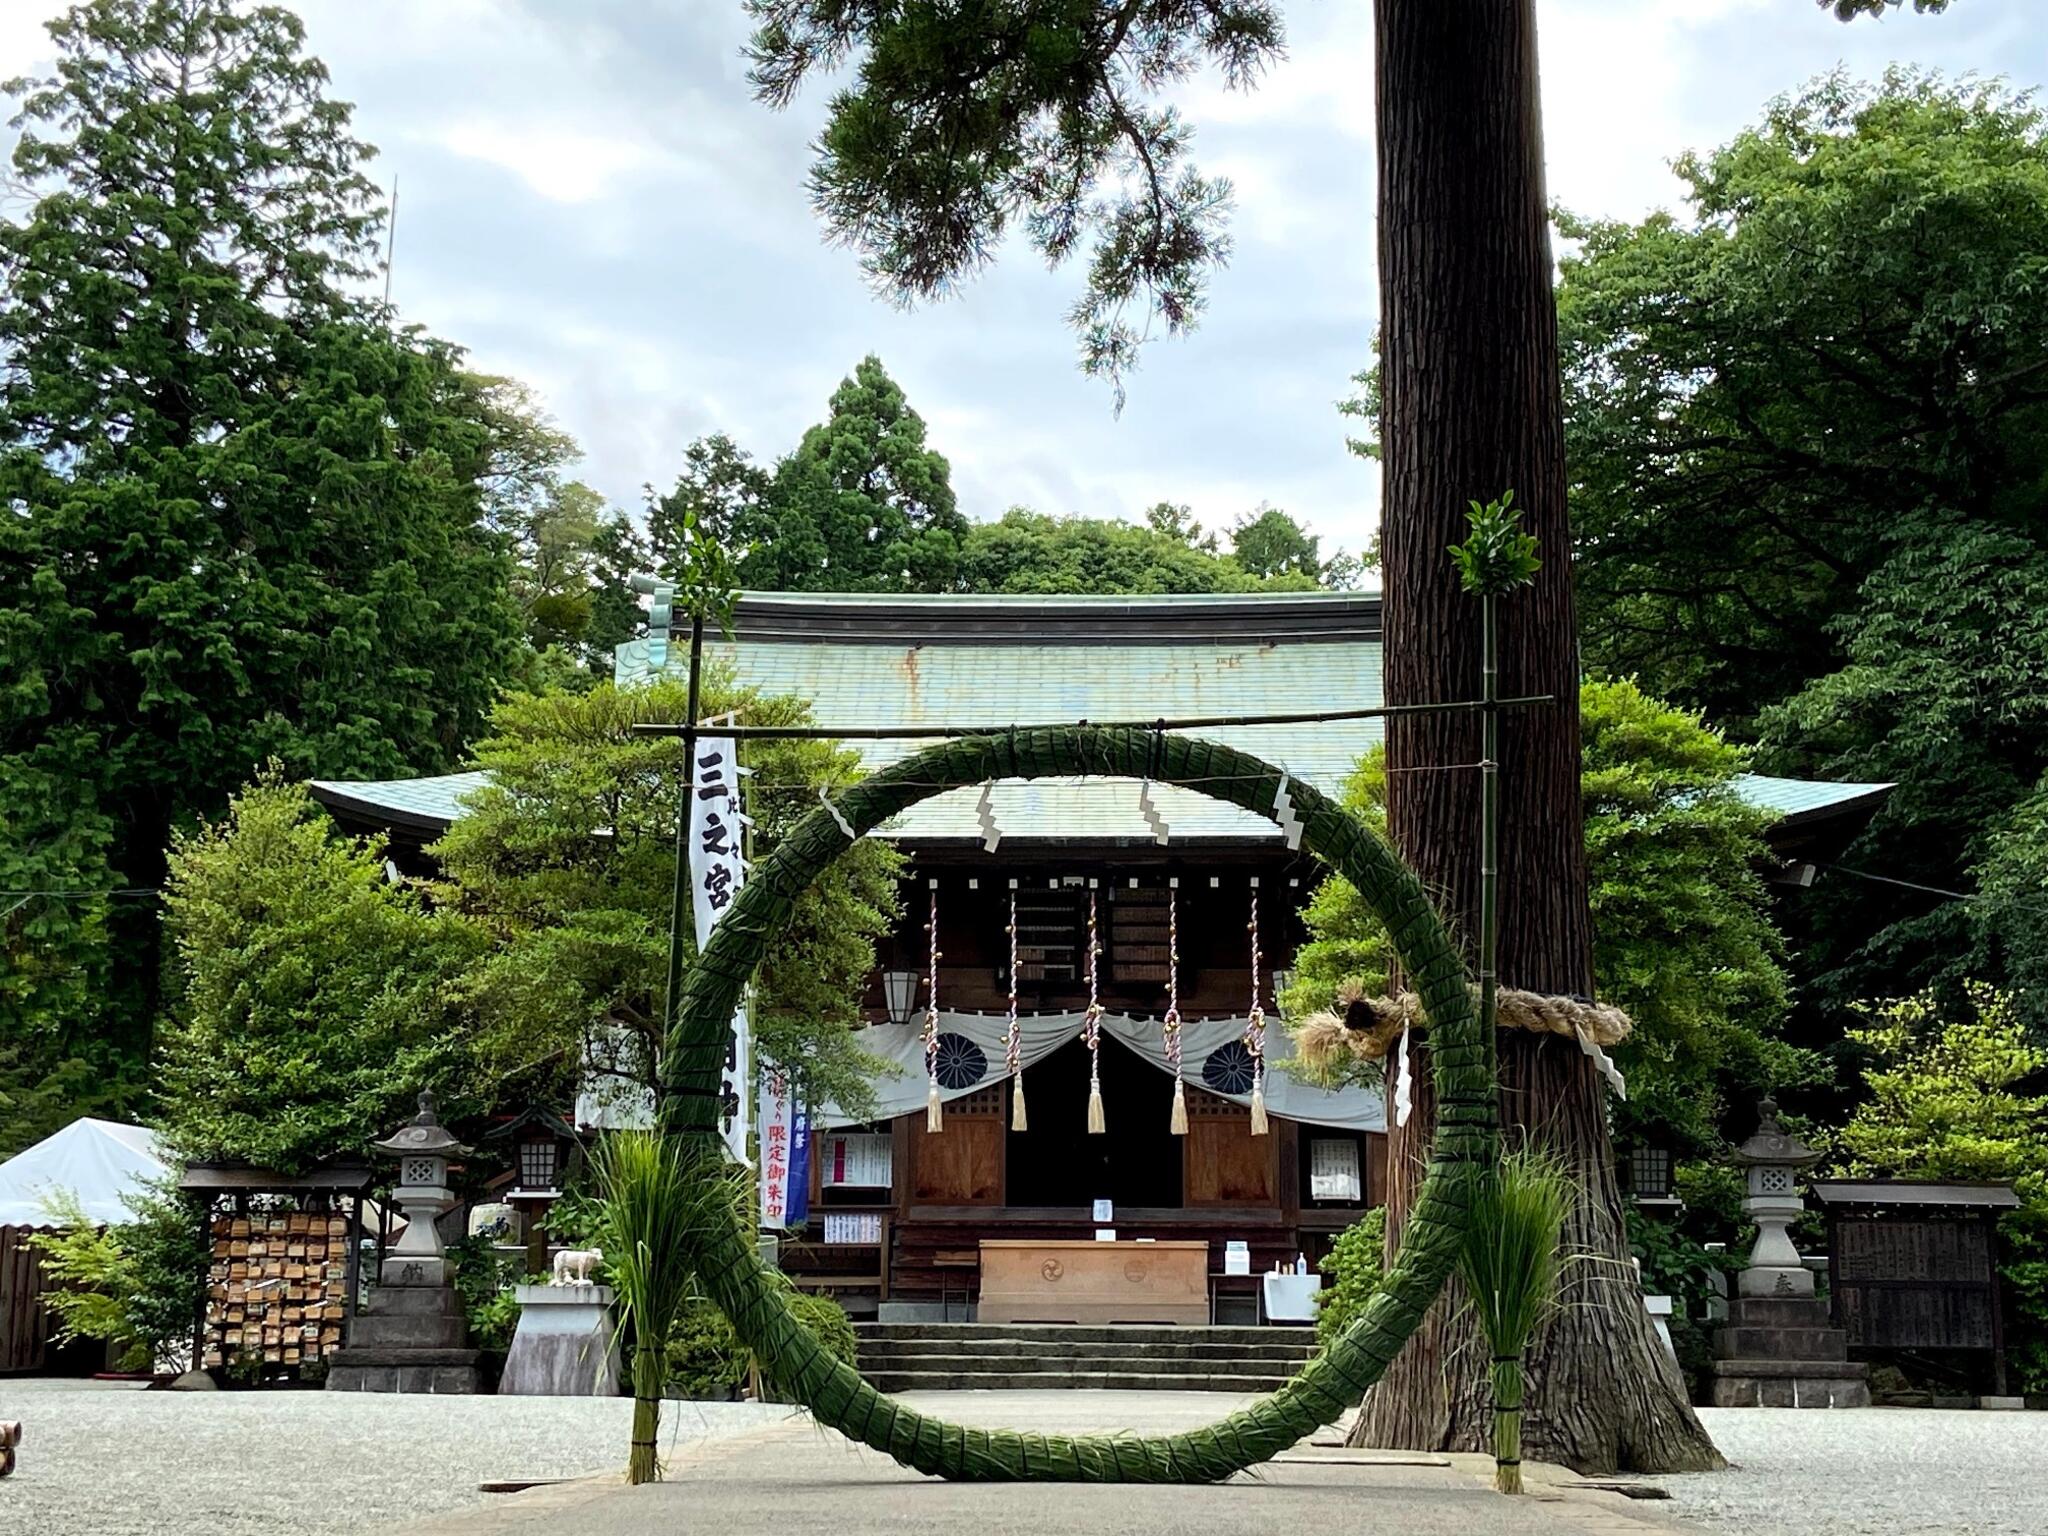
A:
659 726 1498 1482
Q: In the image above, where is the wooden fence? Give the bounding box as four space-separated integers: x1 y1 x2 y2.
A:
0 1225 52 1373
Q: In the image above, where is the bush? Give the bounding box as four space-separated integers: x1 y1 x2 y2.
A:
667 1297 747 1399
665 1287 859 1401
447 1232 529 1355
32 1179 209 1373
1316 1206 1386 1349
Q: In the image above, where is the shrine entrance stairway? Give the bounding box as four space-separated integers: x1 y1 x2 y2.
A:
853 1322 1318 1393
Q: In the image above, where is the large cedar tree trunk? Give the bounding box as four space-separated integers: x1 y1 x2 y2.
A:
1350 0 1722 1474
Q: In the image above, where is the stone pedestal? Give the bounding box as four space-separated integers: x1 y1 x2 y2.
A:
324 1257 482 1394
1707 1296 1869 1408
500 1284 619 1396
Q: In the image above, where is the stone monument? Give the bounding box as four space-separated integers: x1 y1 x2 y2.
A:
1706 1097 1869 1408
326 1091 483 1393
499 1281 620 1396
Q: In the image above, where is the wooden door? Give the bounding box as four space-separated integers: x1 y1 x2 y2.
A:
908 1083 1005 1205
1184 1089 1277 1206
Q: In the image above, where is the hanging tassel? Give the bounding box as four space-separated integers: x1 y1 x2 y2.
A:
1249 1073 1269 1137
1170 1075 1188 1136
1012 1073 1028 1131
1087 1076 1106 1134
926 1077 943 1132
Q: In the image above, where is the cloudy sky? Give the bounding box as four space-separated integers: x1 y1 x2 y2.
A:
3 1 2043 559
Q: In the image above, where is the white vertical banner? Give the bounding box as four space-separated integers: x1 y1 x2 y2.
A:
758 1069 797 1229
690 725 751 1165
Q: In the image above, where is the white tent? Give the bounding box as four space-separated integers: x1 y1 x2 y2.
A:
0 1117 171 1228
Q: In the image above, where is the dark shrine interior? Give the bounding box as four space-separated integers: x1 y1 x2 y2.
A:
1003 1037 1185 1210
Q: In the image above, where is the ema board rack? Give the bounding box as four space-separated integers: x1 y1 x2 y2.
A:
203 1212 350 1375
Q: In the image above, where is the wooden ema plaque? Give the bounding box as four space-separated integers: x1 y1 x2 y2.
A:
202 1212 349 1374
978 1239 1208 1326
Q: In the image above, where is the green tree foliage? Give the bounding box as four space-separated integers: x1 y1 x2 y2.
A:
582 510 656 670
1287 679 1807 1151
0 0 523 1139
1972 781 2048 1034
725 356 966 592
1314 1205 1386 1350
433 680 902 1118
1230 504 1323 582
650 432 772 559
156 774 488 1171
31 1180 209 1372
1557 73 2048 1013
744 2 1280 396
956 507 1309 594
1144 502 1217 551
1833 984 2047 1391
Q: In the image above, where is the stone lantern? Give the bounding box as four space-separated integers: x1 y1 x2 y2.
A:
1707 1097 1869 1408
325 1090 482 1393
1731 1096 1821 1299
372 1090 472 1287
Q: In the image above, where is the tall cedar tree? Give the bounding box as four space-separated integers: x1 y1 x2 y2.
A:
0 0 522 1147
1560 73 2048 1029
740 0 1945 1471
726 356 966 591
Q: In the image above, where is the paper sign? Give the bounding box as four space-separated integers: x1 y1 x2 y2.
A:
1092 1199 1114 1223
1094 1229 1117 1242
821 1133 892 1188
1309 1139 1363 1203
823 1213 883 1245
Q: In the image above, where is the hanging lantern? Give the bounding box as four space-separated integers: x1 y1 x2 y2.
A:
1163 884 1187 1136
1245 883 1269 1136
923 882 943 1132
1083 890 1105 1134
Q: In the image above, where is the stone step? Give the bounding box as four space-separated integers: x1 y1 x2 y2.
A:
1725 1297 1832 1329
326 1361 482 1395
348 1312 469 1350
325 1345 483 1369
1705 1360 1871 1409
360 1285 465 1318
865 1368 1294 1394
1712 1326 1850 1363
857 1338 1316 1363
861 1352 1312 1378
854 1324 1309 1348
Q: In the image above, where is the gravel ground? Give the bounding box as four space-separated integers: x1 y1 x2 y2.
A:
0 1378 795 1536
1657 1408 2048 1536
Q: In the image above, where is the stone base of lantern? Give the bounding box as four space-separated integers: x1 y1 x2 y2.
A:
325 1273 482 1394
1706 1297 1869 1408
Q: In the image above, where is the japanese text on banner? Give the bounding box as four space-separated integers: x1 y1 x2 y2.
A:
758 1070 810 1230
690 728 751 1164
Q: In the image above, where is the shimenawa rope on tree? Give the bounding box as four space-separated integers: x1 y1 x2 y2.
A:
659 726 1496 1484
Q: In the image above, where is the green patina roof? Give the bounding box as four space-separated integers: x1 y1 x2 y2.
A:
615 592 1383 841
309 592 1890 843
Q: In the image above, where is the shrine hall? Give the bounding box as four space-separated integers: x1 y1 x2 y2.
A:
311 588 1891 1325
